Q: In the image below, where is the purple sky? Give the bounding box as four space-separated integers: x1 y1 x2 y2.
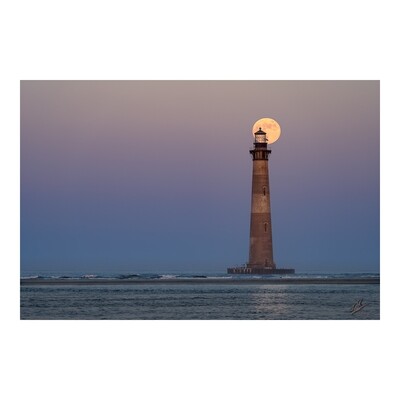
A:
20 81 379 274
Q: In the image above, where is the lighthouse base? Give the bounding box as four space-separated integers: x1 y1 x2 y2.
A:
227 266 295 275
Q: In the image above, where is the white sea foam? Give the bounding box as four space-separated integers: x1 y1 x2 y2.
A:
206 276 232 279
159 275 178 279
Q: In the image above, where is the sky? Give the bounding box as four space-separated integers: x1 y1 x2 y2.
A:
20 80 379 274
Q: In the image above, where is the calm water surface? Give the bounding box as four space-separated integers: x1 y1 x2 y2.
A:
20 283 379 320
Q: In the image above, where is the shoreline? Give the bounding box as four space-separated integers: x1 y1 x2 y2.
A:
20 277 380 286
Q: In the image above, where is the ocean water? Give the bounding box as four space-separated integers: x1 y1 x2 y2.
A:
20 273 380 320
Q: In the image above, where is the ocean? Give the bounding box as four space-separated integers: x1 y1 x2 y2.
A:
20 272 380 320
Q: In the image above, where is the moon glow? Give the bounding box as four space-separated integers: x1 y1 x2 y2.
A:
252 118 281 144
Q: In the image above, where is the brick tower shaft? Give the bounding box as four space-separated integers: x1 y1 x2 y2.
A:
248 156 275 268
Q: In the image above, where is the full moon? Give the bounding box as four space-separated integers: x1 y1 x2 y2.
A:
252 118 281 144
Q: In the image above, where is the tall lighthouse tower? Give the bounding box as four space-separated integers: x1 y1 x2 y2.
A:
248 127 275 269
228 118 294 275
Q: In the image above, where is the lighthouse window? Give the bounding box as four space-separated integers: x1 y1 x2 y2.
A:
263 186 266 196
264 223 267 232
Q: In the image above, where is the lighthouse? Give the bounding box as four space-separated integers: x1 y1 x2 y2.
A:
228 118 294 275
248 127 275 269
